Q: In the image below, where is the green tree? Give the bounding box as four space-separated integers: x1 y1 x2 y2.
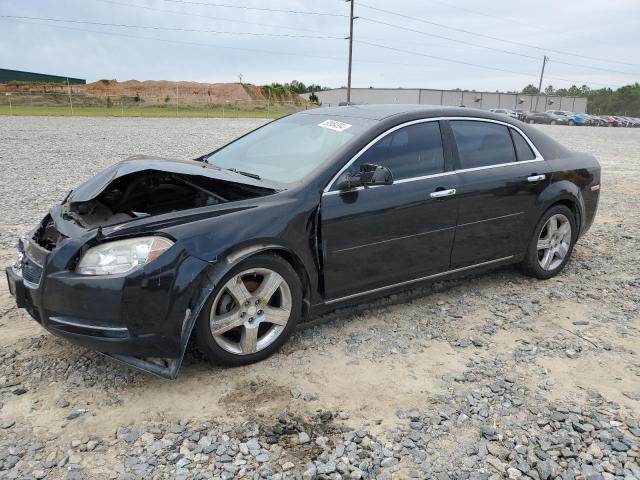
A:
521 84 539 95
521 82 640 115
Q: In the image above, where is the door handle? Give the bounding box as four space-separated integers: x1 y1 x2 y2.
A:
430 188 456 199
527 174 546 182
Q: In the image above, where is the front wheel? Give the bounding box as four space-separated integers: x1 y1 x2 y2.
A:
550 120 558 125
528 119 535 124
568 120 575 126
520 205 577 279
194 253 302 366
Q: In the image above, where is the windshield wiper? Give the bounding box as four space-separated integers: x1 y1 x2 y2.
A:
226 168 261 180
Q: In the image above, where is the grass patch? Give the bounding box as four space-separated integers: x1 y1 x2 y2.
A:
0 105 294 119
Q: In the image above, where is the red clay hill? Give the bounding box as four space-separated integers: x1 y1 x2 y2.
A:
0 79 306 105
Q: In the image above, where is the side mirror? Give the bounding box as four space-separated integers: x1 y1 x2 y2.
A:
336 163 394 190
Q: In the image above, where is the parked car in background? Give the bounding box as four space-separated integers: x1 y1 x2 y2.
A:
619 116 640 127
613 116 631 127
524 112 570 125
604 116 623 127
584 114 604 126
512 109 531 121
592 116 608 127
6 105 601 378
545 110 588 126
489 108 518 119
568 113 589 126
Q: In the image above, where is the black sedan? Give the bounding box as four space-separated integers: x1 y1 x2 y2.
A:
523 111 570 125
6 105 601 378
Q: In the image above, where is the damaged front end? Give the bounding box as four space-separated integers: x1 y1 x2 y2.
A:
6 156 280 379
59 156 276 232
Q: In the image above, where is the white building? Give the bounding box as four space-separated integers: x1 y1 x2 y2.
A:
303 87 587 113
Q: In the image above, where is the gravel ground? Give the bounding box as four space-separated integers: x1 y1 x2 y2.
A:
0 116 639 480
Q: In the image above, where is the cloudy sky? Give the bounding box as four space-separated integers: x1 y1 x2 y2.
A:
1 0 638 91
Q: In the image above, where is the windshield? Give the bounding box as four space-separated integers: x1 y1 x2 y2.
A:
205 114 375 183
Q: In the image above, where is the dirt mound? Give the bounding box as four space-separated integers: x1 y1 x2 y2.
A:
0 79 305 105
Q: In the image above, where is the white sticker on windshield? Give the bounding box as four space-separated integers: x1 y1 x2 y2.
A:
318 119 352 132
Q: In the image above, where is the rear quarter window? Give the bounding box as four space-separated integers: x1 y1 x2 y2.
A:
510 129 536 161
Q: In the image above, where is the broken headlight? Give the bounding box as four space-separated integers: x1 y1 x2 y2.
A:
76 236 174 275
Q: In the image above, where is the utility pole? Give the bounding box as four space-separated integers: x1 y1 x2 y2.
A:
66 78 74 116
267 87 271 117
535 56 548 112
346 0 355 104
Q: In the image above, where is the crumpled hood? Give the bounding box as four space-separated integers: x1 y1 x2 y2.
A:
66 155 271 204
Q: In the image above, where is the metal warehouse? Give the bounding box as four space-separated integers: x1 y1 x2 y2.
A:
0 68 85 85
305 87 587 113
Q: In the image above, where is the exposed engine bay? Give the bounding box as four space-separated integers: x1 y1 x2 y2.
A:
61 170 276 229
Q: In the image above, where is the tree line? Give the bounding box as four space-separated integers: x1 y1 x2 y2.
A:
260 80 327 103
521 82 640 116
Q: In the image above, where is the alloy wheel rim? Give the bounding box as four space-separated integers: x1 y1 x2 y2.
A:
537 213 572 271
210 268 292 355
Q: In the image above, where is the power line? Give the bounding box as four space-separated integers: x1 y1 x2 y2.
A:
357 2 639 67
161 0 346 17
0 15 344 39
359 17 638 77
360 18 539 60
544 75 624 89
2 18 627 91
427 0 558 34
356 40 537 78
2 19 344 61
93 0 340 36
1 18 438 72
548 58 636 77
356 40 626 89
0 15 344 40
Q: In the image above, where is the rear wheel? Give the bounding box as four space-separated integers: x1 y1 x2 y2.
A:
568 120 575 126
550 120 558 125
195 254 302 366
528 119 535 124
520 205 576 279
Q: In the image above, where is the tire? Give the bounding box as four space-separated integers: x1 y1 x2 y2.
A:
194 253 302 366
550 120 557 125
568 120 575 126
528 119 535 124
519 205 577 279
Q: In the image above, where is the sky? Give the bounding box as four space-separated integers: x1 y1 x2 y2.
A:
1 0 639 92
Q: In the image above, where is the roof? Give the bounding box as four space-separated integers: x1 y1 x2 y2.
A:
299 104 513 122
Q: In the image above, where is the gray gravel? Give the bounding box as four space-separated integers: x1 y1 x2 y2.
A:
0 116 268 261
0 117 639 479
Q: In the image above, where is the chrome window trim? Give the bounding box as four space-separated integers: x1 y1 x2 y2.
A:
322 116 545 195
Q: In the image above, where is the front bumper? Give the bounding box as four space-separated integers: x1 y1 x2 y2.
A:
5 238 212 362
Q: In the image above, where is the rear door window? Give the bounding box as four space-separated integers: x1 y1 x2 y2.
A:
450 121 517 169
